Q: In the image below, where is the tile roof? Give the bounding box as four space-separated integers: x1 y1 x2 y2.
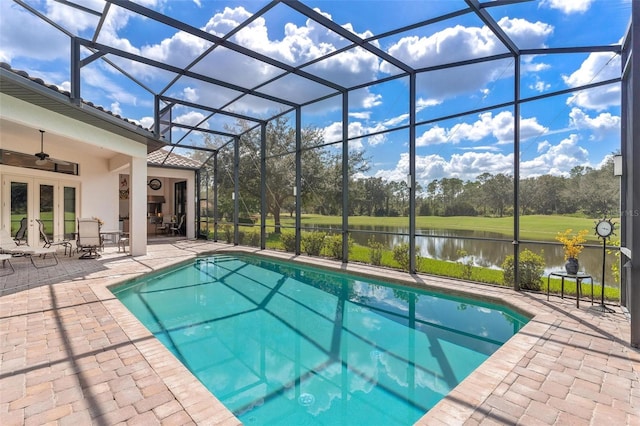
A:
1 63 201 170
0 62 152 131
147 148 201 169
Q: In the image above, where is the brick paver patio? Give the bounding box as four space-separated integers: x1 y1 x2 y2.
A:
1 240 638 425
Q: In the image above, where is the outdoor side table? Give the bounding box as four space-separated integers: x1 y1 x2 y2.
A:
547 271 593 308
99 229 122 250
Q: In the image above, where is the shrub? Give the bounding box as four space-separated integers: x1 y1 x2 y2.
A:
393 243 410 271
223 225 233 243
302 231 326 256
325 234 351 260
281 232 296 252
392 243 423 272
368 238 384 266
245 230 260 247
457 249 473 281
502 249 545 290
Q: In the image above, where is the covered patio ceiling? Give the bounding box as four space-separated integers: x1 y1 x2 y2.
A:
5 0 628 169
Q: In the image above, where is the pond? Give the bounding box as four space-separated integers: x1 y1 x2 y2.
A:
307 224 617 287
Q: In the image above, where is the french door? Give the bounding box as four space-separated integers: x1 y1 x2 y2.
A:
1 175 79 247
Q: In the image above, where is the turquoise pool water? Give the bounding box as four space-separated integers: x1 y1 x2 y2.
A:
112 254 529 425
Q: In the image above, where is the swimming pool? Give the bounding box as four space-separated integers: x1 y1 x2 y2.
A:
111 253 529 425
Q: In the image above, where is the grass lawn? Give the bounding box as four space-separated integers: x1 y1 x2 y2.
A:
274 214 601 243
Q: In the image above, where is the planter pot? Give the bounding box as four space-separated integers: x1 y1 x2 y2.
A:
565 257 579 275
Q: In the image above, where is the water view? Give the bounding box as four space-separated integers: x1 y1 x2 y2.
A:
304 224 617 287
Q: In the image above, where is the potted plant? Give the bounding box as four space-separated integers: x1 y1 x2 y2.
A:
555 229 588 274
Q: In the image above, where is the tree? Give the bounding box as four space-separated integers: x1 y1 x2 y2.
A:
534 174 567 214
203 115 369 233
576 158 619 216
482 173 513 217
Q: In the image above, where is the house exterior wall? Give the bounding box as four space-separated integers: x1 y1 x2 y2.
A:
1 93 151 254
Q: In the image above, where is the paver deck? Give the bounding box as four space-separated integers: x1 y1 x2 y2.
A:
1 239 638 425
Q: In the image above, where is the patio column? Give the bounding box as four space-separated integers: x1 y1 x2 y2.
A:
129 156 147 256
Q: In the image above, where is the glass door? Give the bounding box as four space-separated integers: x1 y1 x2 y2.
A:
175 181 187 235
1 175 78 246
8 178 30 244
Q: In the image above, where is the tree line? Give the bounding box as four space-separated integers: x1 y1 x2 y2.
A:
196 116 619 229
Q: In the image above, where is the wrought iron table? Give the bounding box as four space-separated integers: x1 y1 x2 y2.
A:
547 271 593 308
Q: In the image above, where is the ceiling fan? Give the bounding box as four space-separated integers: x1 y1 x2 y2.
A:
35 130 69 166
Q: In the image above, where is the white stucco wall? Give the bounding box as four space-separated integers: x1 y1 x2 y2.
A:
1 93 150 254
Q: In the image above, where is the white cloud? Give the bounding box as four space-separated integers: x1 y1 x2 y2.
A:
541 0 594 14
367 133 387 147
521 134 589 177
374 151 514 184
460 145 501 152
323 121 344 144
569 108 620 140
110 101 123 117
563 51 621 111
323 121 391 149
496 17 554 48
382 114 409 127
58 80 71 92
79 66 140 109
48 0 105 33
0 1 69 62
349 112 371 120
530 78 551 92
375 132 590 185
537 141 551 153
183 87 199 103
139 116 155 129
382 18 553 100
362 93 383 108
522 60 551 73
175 111 209 128
416 111 547 146
416 97 442 110
448 151 513 178
91 5 381 112
140 30 210 70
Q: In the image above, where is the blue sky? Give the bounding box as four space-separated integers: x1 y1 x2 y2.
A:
0 0 631 189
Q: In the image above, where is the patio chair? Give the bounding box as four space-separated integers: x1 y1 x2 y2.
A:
0 229 25 255
14 217 28 245
22 246 59 268
170 214 185 236
36 219 72 256
156 221 170 235
76 218 101 259
0 228 58 268
0 253 14 275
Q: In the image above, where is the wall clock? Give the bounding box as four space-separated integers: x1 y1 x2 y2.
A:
148 178 162 190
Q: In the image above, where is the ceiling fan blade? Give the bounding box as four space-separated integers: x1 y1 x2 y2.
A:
33 130 71 166
50 157 70 165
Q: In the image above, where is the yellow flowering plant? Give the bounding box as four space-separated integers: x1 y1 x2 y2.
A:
555 229 588 260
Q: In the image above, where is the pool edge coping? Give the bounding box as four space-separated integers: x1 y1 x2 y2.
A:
95 245 549 425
